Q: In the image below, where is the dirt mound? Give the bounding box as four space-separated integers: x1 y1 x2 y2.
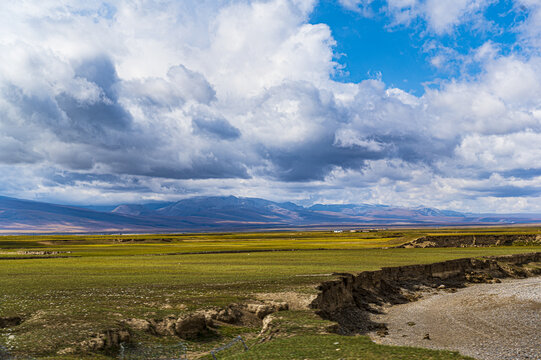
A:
124 313 212 339
310 252 541 334
172 314 211 339
204 305 260 326
399 234 541 248
122 301 289 342
79 329 130 352
246 302 288 319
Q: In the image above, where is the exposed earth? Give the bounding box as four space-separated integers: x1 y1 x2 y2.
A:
398 234 541 248
370 277 541 360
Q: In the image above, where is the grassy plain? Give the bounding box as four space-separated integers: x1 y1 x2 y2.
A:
0 228 540 359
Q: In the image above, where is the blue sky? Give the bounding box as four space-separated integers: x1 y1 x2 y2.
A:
0 0 541 213
310 0 527 93
311 1 435 94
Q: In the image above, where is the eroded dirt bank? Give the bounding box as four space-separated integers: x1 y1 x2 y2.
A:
310 252 541 335
399 234 541 248
371 277 541 360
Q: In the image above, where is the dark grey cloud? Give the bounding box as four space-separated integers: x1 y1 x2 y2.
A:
467 185 541 198
248 81 460 182
55 92 131 136
380 134 459 164
247 81 372 181
54 56 132 142
49 172 123 186
500 168 541 179
261 135 383 181
74 56 119 100
1 56 133 153
192 116 241 140
0 137 43 164
0 51 243 180
122 154 250 180
3 84 65 128
41 170 153 194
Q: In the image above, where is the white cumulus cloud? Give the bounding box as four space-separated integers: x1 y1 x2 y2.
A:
0 0 541 213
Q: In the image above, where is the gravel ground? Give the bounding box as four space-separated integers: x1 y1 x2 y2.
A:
370 277 541 360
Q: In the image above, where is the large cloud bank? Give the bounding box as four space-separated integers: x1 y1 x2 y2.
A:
1 0 541 212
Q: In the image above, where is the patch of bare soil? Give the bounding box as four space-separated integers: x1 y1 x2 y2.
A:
370 277 541 360
399 234 541 248
254 292 317 310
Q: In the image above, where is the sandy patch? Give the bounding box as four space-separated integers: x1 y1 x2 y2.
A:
253 291 317 310
370 277 541 360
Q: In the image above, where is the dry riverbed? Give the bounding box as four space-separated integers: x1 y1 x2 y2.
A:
370 277 541 360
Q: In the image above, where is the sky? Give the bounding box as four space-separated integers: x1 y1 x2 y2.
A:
0 0 541 213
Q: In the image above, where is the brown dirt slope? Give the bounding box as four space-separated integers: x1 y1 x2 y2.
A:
310 252 541 334
399 234 541 248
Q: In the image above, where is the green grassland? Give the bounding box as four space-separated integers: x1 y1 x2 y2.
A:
0 228 540 359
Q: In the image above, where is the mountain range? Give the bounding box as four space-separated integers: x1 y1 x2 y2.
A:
1 195 540 234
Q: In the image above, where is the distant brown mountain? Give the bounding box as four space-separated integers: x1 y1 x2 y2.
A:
1 195 540 234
